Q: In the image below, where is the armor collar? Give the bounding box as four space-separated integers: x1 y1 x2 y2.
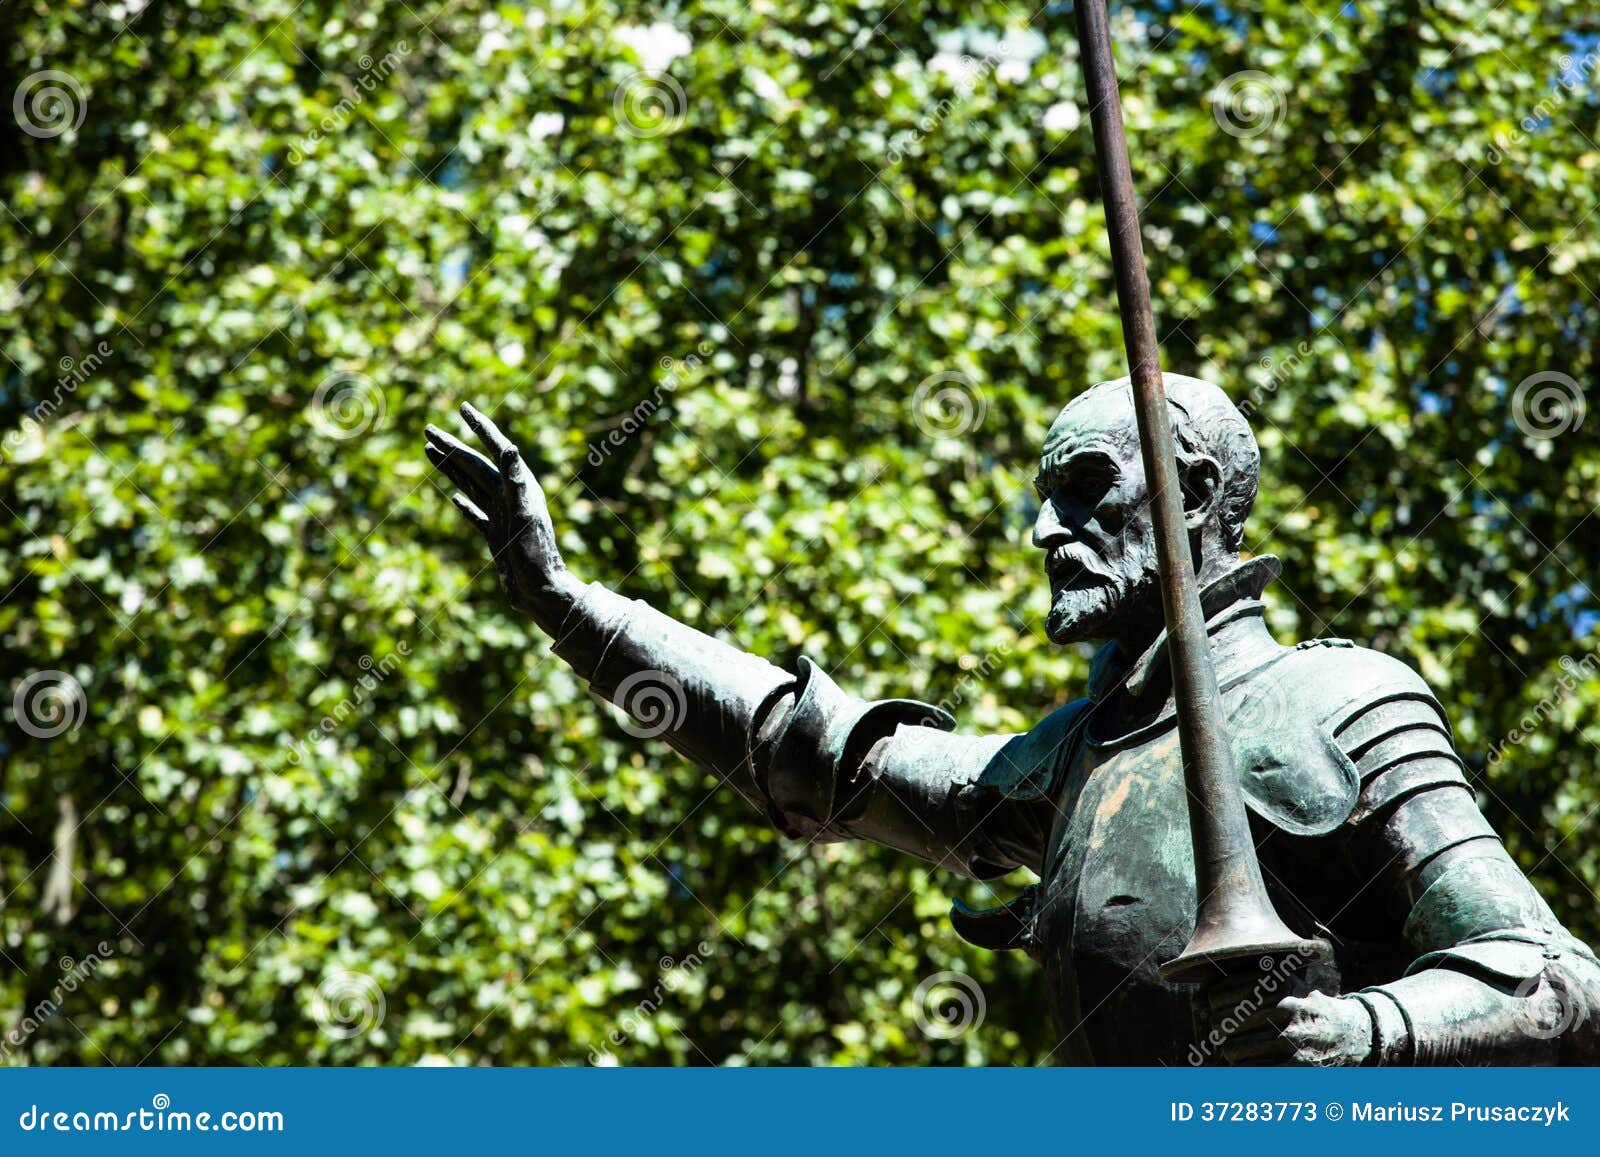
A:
1086 555 1284 707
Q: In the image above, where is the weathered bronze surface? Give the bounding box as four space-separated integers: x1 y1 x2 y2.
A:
425 379 1600 1065
1071 0 1325 986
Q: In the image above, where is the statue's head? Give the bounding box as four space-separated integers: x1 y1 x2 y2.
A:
1033 373 1259 647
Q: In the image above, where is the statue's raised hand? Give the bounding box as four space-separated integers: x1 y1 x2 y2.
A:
425 402 581 627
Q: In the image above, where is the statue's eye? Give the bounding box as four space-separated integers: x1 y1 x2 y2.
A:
1069 463 1115 499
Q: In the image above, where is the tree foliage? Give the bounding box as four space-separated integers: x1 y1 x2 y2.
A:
2 0 1597 1065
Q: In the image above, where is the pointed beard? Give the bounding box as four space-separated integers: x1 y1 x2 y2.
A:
1044 571 1157 645
1046 582 1122 644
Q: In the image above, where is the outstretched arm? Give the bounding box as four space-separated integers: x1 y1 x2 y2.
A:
426 402 791 812
424 404 1040 870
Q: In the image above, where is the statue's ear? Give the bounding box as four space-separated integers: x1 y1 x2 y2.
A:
1179 452 1223 531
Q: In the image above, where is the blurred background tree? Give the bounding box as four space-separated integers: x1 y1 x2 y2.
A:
1 0 1597 1065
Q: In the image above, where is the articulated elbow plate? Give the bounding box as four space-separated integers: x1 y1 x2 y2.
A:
756 657 954 840
1360 853 1600 1064
547 582 954 837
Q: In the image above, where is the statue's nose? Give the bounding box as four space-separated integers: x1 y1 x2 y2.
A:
1032 499 1067 549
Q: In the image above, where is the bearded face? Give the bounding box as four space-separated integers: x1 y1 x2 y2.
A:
1043 540 1159 645
1033 400 1164 647
1033 376 1257 648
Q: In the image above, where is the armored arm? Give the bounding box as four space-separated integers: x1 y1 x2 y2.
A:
545 578 792 813
545 577 969 831
550 577 1060 878
425 404 1043 867
1337 681 1600 1065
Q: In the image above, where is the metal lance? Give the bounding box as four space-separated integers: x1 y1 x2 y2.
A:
1069 0 1330 983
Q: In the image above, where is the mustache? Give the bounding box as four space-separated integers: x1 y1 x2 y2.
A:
1044 545 1114 585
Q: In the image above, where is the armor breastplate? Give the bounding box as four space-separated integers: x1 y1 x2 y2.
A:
1026 626 1366 1064
836 564 1430 1060
1036 719 1203 1064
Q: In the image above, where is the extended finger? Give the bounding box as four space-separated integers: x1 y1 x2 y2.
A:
458 402 547 515
425 426 500 505
495 438 548 521
426 444 497 511
450 493 492 535
459 401 517 462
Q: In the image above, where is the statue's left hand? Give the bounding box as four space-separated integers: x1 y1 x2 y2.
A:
1216 990 1372 1066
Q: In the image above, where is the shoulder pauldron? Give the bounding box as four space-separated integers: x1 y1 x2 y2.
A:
1228 640 1456 836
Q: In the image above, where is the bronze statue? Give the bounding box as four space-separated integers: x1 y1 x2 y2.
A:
423 375 1600 1065
422 0 1597 1066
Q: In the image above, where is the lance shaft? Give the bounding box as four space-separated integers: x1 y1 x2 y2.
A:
1071 0 1323 980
